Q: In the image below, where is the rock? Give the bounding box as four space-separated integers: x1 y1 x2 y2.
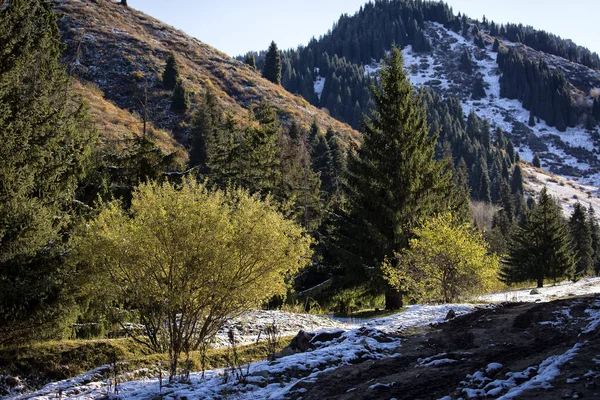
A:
530 288 541 295
310 329 344 345
290 330 314 352
445 309 456 320
273 346 295 359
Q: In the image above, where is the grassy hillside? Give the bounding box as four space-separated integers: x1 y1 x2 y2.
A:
53 0 359 154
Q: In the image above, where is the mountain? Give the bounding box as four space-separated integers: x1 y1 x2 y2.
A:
250 0 600 186
51 0 359 157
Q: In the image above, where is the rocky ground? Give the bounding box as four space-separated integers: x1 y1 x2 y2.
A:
291 297 600 400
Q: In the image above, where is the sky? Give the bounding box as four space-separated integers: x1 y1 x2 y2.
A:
128 0 600 57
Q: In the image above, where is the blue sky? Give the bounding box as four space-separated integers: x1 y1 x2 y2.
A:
128 0 600 57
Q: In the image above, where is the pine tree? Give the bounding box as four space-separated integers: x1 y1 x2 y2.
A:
588 206 600 274
342 46 458 309
171 79 189 114
460 48 473 73
162 53 179 90
263 41 282 85
189 87 221 171
244 52 257 70
511 164 524 196
569 203 594 278
501 187 575 287
493 38 500 52
533 153 541 168
0 0 95 344
528 110 536 127
472 77 486 100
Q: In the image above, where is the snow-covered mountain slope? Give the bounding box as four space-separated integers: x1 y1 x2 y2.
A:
363 21 600 187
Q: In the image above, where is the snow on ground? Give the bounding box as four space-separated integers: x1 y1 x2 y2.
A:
364 21 600 187
213 310 345 347
479 277 600 303
13 280 600 399
313 75 325 101
522 165 600 216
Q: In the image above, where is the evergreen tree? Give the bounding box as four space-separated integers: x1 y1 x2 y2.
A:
533 153 541 168
162 53 179 90
244 52 257 70
528 110 536 127
0 0 95 344
342 46 458 309
472 77 486 100
460 48 473 73
263 41 282 85
189 87 221 171
511 164 524 196
171 79 189 114
492 38 500 52
501 187 575 287
569 203 594 278
588 206 600 274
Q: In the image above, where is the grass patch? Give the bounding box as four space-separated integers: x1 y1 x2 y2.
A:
0 336 294 390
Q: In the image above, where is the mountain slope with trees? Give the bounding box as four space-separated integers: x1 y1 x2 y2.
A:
249 0 600 185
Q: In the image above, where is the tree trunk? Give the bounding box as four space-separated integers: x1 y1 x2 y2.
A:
385 289 403 310
537 277 544 288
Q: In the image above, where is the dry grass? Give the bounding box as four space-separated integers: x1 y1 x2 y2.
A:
53 0 360 154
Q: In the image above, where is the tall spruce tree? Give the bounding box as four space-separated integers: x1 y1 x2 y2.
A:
342 46 458 309
0 0 95 344
263 41 282 85
501 187 575 287
162 53 179 90
569 203 594 278
588 206 600 274
171 79 189 114
244 52 257 70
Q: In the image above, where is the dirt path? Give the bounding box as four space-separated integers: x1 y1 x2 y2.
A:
289 296 600 399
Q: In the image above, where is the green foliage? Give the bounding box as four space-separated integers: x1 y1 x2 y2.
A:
188 87 221 170
171 79 189 114
244 52 257 70
569 203 594 278
340 46 459 309
460 48 473 73
162 52 179 90
76 179 312 379
0 0 95 345
383 213 500 303
533 153 541 168
263 41 281 85
471 77 486 100
501 187 575 287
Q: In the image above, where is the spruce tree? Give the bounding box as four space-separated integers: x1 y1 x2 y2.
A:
533 153 541 168
162 53 179 90
588 206 600 274
171 79 189 114
189 87 221 171
460 48 473 73
244 52 257 70
342 46 458 309
493 38 500 52
569 203 594 278
0 0 95 344
472 77 486 100
501 187 575 287
511 164 524 196
263 41 282 85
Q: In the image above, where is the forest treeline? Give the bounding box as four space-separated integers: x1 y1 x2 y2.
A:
246 0 599 132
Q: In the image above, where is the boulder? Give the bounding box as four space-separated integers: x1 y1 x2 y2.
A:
310 329 344 345
530 288 541 295
445 309 456 320
290 330 314 352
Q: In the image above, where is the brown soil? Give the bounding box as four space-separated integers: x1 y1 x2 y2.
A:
289 296 600 399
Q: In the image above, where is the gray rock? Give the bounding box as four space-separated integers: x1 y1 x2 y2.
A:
290 330 314 352
530 288 541 295
310 329 344 345
445 309 456 320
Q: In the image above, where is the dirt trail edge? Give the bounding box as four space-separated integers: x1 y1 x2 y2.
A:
290 296 600 400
